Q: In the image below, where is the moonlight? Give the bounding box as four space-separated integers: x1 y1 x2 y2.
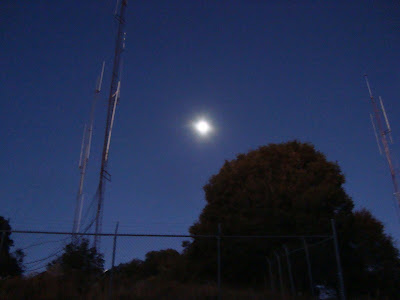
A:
194 120 212 136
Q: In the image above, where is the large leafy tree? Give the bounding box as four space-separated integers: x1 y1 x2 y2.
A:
191 141 354 235
0 217 24 277
184 141 400 297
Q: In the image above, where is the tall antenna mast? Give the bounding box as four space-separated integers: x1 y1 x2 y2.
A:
365 75 400 217
72 62 105 235
94 0 127 248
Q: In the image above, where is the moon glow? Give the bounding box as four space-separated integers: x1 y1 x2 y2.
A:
194 120 211 136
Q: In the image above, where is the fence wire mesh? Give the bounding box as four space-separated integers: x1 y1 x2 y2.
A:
0 229 342 300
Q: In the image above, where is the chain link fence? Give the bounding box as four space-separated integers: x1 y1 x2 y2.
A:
0 222 344 299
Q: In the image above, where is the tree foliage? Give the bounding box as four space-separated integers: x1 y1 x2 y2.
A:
341 209 400 296
115 249 185 281
184 141 400 297
0 217 24 277
191 141 353 236
47 238 104 275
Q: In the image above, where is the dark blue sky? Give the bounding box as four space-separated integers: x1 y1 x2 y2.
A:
2 0 400 255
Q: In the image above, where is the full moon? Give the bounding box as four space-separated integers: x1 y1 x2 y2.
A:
194 120 211 135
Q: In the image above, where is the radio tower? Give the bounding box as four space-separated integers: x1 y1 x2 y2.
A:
94 0 128 248
72 62 105 235
365 75 400 219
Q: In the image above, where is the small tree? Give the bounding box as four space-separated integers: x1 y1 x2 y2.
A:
115 249 185 281
114 259 146 280
0 216 24 277
143 249 182 279
48 238 104 275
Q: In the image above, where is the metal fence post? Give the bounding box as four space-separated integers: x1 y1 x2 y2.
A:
303 238 315 297
331 219 346 300
266 257 274 292
284 245 295 297
0 231 5 264
217 223 222 300
108 222 119 300
274 251 284 299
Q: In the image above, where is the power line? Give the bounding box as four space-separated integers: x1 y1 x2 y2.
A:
20 236 69 251
24 248 64 266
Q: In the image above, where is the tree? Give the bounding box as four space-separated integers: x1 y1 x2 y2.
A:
184 141 400 297
191 141 353 236
143 249 183 279
114 249 185 282
341 209 400 297
47 238 104 275
0 216 24 277
114 259 145 280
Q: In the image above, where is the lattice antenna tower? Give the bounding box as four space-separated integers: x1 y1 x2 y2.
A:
94 0 128 249
72 62 105 235
365 75 400 216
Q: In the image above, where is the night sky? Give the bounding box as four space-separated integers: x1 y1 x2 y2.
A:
2 0 400 265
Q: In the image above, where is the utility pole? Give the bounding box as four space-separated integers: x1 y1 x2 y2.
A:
94 0 128 249
108 222 119 300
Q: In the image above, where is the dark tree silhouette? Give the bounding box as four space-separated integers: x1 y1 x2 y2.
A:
184 141 400 297
143 249 183 279
340 209 400 297
0 216 24 277
114 249 185 282
47 238 104 275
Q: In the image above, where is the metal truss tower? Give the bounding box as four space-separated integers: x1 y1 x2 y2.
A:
365 75 400 218
72 62 105 235
94 0 128 248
